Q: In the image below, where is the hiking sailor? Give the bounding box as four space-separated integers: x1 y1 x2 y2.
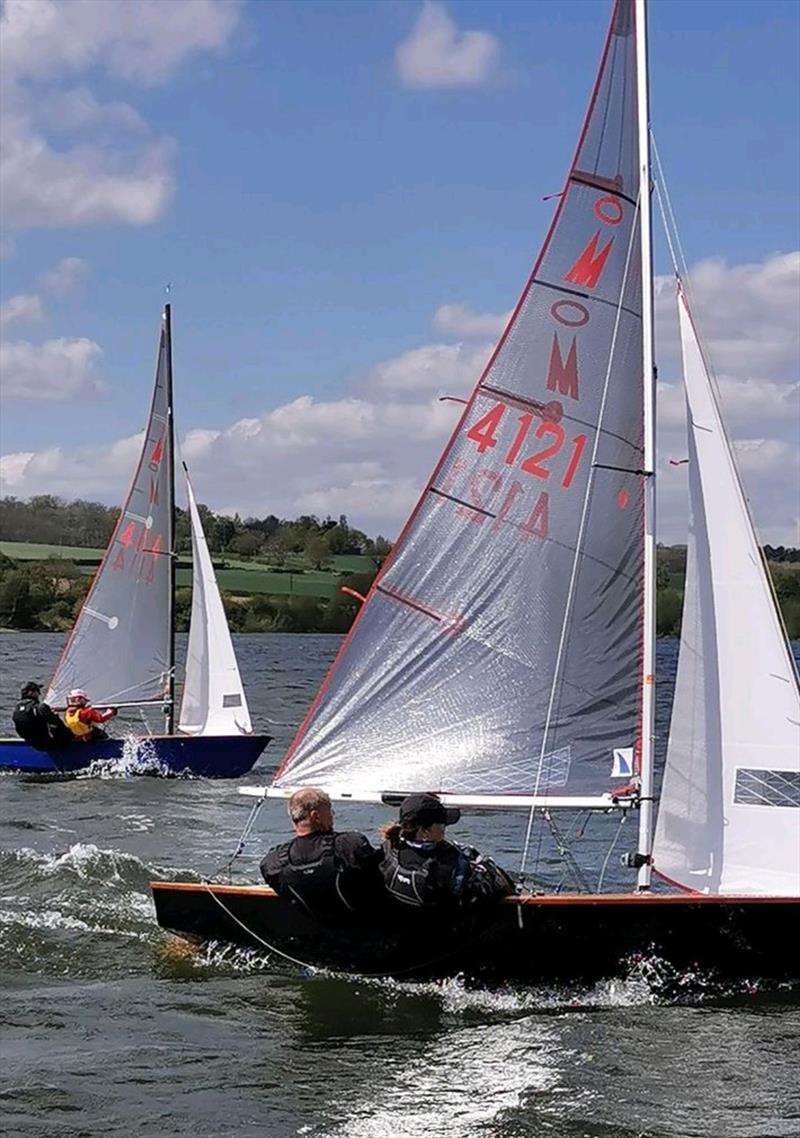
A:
12 681 74 751
64 689 118 743
260 787 381 918
380 793 516 907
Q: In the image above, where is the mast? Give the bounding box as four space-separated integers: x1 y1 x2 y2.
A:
164 302 176 735
635 0 656 890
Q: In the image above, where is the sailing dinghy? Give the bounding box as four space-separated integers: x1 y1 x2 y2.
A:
151 0 799 982
1 306 270 777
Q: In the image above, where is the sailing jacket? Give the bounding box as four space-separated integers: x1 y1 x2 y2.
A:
260 830 382 919
65 705 115 741
12 698 73 751
380 838 516 908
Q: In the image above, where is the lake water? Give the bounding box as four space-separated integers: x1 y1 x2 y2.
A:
1 633 798 1138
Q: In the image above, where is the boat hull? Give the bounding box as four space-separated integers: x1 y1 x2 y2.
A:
150 881 800 987
0 733 271 777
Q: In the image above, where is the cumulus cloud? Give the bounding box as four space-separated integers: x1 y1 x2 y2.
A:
433 303 511 339
0 0 241 229
652 252 800 544
0 293 43 331
365 341 492 397
0 337 104 400
395 2 501 90
1 255 797 544
38 256 90 295
655 252 800 380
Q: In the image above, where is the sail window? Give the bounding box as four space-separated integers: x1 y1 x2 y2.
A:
223 694 243 708
733 769 800 809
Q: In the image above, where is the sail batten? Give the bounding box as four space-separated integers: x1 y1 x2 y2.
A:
274 0 646 805
47 311 174 709
653 288 800 897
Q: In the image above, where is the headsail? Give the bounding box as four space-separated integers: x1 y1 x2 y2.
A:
178 468 253 737
273 0 647 804
653 288 800 896
47 309 174 709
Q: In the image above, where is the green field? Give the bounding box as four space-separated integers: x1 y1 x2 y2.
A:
0 540 105 563
174 567 342 598
1 540 371 600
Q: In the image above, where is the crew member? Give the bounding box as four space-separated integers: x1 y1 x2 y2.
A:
260 787 381 919
12 681 74 751
380 793 516 908
64 689 118 743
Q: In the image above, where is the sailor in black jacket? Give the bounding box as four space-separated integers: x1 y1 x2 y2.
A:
380 793 516 908
12 681 74 751
260 787 381 919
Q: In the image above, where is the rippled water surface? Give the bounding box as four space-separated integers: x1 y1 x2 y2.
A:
1 633 798 1138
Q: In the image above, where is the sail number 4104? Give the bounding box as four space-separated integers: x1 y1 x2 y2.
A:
466 402 587 490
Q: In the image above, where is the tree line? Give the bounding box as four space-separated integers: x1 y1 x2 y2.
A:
1 497 798 637
0 495 392 566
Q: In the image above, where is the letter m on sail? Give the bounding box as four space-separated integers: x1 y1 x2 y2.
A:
564 231 614 289
547 333 579 400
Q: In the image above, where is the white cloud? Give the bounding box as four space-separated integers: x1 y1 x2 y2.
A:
38 256 90 295
395 2 500 90
433 303 511 339
0 0 241 229
365 341 491 396
0 293 43 331
40 87 148 136
1 256 797 544
655 252 800 380
0 337 104 400
1 0 241 86
653 252 799 544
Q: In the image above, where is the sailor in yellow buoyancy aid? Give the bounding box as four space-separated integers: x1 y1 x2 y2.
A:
65 689 118 743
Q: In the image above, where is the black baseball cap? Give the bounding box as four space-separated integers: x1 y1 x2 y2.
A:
21 680 42 696
399 793 461 827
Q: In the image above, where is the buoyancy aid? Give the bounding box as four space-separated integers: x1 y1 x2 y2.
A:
380 839 471 907
12 698 48 748
65 706 92 741
274 834 354 918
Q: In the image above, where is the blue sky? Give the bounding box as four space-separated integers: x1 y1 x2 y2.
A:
1 0 798 542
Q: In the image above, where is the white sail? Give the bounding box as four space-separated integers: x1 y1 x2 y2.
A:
653 287 800 896
47 309 174 711
178 469 253 736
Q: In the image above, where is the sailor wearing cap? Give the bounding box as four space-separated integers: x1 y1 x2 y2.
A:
11 681 74 751
379 793 515 908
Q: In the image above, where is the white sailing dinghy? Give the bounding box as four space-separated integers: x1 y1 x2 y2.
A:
1 306 270 777
152 0 798 982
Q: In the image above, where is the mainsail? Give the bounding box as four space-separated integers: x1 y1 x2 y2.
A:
178 468 253 737
652 288 800 896
47 309 174 710
274 0 648 804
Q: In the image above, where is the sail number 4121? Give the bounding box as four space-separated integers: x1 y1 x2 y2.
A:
466 402 587 490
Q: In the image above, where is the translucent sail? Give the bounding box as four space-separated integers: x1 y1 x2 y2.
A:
178 469 252 736
275 0 646 802
653 288 800 896
47 310 174 709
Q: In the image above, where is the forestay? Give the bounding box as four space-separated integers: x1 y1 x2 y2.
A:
178 470 252 737
653 288 800 896
47 311 174 709
274 0 647 804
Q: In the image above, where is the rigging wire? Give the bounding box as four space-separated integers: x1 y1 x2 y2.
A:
213 796 265 882
518 189 643 883
543 810 593 894
597 810 628 893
